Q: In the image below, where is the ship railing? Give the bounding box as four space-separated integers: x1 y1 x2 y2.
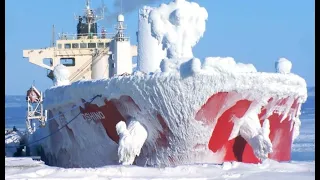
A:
57 33 116 40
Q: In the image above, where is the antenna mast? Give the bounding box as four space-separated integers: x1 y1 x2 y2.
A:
120 0 123 14
86 0 90 8
51 25 55 47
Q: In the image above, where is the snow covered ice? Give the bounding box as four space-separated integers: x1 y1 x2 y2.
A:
149 0 208 59
5 157 315 179
138 0 208 73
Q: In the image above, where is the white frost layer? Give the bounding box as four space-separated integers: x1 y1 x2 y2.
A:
116 119 148 165
137 6 167 74
29 103 119 168
53 64 70 86
276 58 292 74
149 0 208 59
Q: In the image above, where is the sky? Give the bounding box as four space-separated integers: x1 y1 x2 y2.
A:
5 0 315 95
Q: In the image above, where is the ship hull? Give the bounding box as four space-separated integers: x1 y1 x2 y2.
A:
36 74 306 167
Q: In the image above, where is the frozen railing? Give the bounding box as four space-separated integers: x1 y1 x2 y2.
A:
57 33 116 40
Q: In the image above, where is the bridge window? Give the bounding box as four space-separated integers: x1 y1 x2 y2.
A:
64 44 71 49
72 43 79 48
80 43 87 48
60 58 75 66
43 58 53 67
88 43 96 48
105 42 110 48
97 43 104 48
57 44 62 49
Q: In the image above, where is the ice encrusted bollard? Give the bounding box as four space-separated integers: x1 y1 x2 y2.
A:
275 58 292 74
116 119 148 165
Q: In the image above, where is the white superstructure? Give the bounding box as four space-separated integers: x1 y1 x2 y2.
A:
111 14 136 76
23 0 137 84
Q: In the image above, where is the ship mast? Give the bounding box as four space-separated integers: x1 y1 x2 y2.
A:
75 0 105 38
86 0 92 35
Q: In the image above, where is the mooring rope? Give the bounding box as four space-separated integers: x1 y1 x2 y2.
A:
5 94 102 149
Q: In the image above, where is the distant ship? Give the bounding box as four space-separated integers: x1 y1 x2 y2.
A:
22 0 307 168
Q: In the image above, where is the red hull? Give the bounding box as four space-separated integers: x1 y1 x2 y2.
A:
71 91 300 164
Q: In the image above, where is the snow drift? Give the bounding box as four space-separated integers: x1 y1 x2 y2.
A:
5 157 315 179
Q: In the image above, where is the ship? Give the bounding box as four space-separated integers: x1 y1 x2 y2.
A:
22 0 307 168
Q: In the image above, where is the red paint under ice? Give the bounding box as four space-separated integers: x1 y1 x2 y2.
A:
76 92 300 164
79 98 125 143
195 93 299 163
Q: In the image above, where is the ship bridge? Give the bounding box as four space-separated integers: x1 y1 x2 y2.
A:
23 1 138 83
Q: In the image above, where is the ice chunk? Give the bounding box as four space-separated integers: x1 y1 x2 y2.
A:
275 58 292 74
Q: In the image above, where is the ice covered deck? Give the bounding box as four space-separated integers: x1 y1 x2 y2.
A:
44 71 307 110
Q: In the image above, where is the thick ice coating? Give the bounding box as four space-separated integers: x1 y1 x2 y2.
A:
40 68 307 167
148 0 208 59
29 0 308 168
53 64 70 86
116 119 148 165
137 6 167 73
